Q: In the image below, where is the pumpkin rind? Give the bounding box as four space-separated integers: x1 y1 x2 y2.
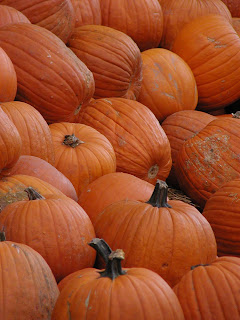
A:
0 5 30 27
70 0 101 27
0 47 17 102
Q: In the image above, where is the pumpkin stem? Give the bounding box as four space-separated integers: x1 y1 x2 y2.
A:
191 263 210 270
146 180 171 208
88 238 126 280
232 111 240 119
88 238 112 263
63 134 84 148
0 231 5 242
24 187 45 200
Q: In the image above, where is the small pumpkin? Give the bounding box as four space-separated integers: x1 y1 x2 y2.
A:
52 238 185 320
0 187 96 282
95 180 217 287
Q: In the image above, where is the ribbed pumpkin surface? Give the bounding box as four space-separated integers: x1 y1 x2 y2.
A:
0 5 30 27
0 23 95 123
0 47 17 102
70 0 101 27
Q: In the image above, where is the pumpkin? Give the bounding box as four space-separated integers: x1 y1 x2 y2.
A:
0 47 17 102
1 101 55 165
78 98 172 184
0 23 95 123
70 0 101 27
0 5 30 27
161 110 216 187
0 106 22 171
52 238 185 320
67 25 142 101
172 14 240 112
0 155 78 201
174 256 240 320
78 172 154 225
202 178 240 257
175 117 240 209
160 0 232 50
221 0 240 17
94 180 217 287
137 48 198 122
49 122 116 197
233 17 240 35
0 0 75 43
0 174 67 212
0 187 96 282
99 0 163 51
0 232 59 319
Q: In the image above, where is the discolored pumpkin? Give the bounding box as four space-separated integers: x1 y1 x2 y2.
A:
78 98 172 184
94 181 217 287
0 23 95 123
68 25 142 100
0 234 59 319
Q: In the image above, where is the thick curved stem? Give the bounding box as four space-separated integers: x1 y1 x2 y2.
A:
146 180 171 208
24 187 45 200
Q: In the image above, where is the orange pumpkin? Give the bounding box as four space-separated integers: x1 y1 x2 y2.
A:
0 187 96 282
0 0 75 43
138 48 198 122
233 17 240 35
70 0 101 27
0 233 59 319
1 101 55 165
68 25 142 100
0 47 17 102
0 106 22 171
0 155 78 201
94 180 217 287
52 238 185 320
174 256 240 320
78 172 154 225
99 0 163 51
172 14 240 112
49 122 116 197
79 98 172 184
0 23 95 123
160 0 232 50
0 5 30 27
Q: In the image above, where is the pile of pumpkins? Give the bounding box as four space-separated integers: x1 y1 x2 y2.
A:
0 0 240 319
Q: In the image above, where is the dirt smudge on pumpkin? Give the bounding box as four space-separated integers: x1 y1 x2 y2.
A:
118 136 126 147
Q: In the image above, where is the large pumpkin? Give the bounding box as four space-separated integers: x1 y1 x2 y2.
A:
99 0 163 51
202 178 240 257
0 155 78 201
78 172 154 225
49 122 116 197
138 48 198 122
0 234 59 319
0 0 75 43
0 23 95 123
0 47 17 102
174 256 240 320
1 101 55 165
78 98 172 184
0 187 96 281
67 25 142 100
94 180 217 287
70 0 101 27
160 0 232 50
172 14 240 112
0 5 30 27
52 238 185 320
175 117 240 209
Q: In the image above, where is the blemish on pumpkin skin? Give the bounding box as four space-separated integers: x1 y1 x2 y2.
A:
118 136 126 147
